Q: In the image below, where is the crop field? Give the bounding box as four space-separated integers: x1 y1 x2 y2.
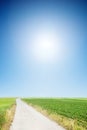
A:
23 98 87 130
0 98 15 130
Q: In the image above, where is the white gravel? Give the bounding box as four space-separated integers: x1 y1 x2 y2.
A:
10 99 65 130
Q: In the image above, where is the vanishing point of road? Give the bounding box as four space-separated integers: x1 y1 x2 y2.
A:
10 99 65 130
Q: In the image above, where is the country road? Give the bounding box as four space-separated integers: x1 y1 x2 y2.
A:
10 99 65 130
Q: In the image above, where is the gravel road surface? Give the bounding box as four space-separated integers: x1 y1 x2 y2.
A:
10 99 65 130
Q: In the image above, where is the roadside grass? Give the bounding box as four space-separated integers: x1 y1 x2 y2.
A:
23 98 87 130
0 98 16 130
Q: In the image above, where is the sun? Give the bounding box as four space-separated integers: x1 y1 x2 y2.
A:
31 29 58 63
15 23 68 64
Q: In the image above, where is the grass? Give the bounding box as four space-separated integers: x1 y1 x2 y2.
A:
0 98 16 130
23 98 87 130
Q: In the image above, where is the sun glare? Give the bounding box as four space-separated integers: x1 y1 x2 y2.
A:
15 22 71 64
31 29 59 63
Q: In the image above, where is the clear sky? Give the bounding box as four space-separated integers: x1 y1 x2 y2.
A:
0 0 87 97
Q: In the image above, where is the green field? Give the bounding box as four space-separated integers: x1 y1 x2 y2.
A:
23 98 87 130
0 98 15 130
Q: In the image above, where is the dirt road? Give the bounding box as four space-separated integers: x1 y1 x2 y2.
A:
10 99 65 130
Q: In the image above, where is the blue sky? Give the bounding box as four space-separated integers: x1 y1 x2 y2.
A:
0 0 87 97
